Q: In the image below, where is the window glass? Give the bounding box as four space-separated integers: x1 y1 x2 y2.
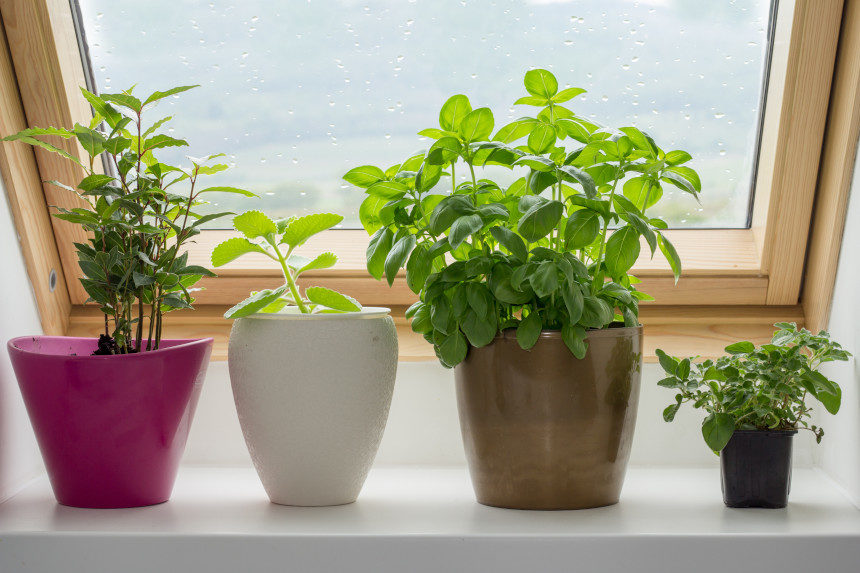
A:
77 0 774 228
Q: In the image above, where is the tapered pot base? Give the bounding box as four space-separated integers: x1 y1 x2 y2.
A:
455 326 643 510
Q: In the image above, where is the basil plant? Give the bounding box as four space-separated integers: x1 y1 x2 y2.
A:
3 85 253 354
343 69 700 367
657 323 851 452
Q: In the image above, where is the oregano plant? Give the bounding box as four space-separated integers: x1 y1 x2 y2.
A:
343 68 700 367
212 211 362 318
656 323 851 452
3 85 254 354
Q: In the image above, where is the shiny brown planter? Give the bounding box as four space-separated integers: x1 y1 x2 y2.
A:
454 326 643 510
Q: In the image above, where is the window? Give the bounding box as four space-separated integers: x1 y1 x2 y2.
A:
76 0 774 229
0 0 854 360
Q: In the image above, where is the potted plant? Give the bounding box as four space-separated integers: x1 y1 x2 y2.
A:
3 85 251 508
343 69 699 509
656 322 851 508
213 210 398 506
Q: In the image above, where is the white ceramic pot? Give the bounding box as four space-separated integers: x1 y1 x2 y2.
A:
228 307 398 506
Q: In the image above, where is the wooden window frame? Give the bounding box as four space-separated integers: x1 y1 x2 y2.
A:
1 0 857 361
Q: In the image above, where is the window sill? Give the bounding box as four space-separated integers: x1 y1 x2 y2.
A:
1 466 857 572
66 304 804 362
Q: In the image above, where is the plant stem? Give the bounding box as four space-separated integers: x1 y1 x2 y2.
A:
595 163 624 267
274 243 309 313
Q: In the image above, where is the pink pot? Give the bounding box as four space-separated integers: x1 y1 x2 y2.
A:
7 336 212 508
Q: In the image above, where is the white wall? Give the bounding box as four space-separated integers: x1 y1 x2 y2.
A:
0 178 45 502
815 144 860 506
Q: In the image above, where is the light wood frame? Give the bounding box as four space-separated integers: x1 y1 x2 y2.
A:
1 0 857 360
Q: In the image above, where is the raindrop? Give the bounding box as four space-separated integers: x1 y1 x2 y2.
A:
714 112 726 119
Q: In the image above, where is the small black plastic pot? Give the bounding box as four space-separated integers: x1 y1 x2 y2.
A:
720 429 797 508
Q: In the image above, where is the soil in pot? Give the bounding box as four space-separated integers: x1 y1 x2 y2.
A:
720 429 796 508
454 325 643 510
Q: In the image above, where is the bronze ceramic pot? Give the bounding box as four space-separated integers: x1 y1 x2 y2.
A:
454 326 643 510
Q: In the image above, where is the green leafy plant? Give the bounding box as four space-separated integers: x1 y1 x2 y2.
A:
212 211 361 318
3 85 254 354
343 68 699 367
656 323 851 452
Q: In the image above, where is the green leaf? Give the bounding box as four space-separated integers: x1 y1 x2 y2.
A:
384 234 416 286
449 214 484 250
461 308 497 348
431 296 455 335
305 286 362 312
143 85 198 106
604 225 641 278
367 180 408 199
530 262 559 298
79 87 122 128
623 177 662 211
366 227 394 280
493 118 539 143
562 323 588 359
344 165 386 188
564 210 600 249
663 403 681 423
562 283 584 323
524 69 558 99
458 107 494 142
527 123 556 154
725 341 755 355
210 237 269 267
12 136 83 167
513 154 555 172
514 96 549 106
296 252 338 275
224 286 289 319
490 226 528 262
100 92 143 113
558 165 598 198
77 174 115 192
438 330 468 367
281 212 343 247
516 311 542 350
72 124 106 157
657 233 682 283
406 244 431 294
145 134 189 150
665 150 692 165
439 94 472 131
655 349 680 376
817 381 842 415
702 413 735 452
197 186 258 197
619 127 658 157
552 87 586 103
233 210 278 239
517 199 563 242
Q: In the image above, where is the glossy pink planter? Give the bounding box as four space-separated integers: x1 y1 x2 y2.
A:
7 336 212 508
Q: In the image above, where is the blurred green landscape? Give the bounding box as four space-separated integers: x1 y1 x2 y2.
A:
78 0 772 228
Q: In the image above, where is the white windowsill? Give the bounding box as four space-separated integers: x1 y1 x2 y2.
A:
1 467 858 573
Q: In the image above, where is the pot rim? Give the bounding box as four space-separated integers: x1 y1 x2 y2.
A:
7 335 213 360
732 429 798 436
497 324 643 341
238 306 391 321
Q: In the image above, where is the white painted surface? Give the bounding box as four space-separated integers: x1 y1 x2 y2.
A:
184 361 815 469
0 467 857 573
227 309 398 505
815 142 860 506
0 178 44 502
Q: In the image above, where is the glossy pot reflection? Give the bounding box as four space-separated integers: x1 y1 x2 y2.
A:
454 326 643 510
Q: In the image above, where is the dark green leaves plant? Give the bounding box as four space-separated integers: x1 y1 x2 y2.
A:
344 69 700 367
656 323 851 452
3 85 253 353
212 211 361 318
